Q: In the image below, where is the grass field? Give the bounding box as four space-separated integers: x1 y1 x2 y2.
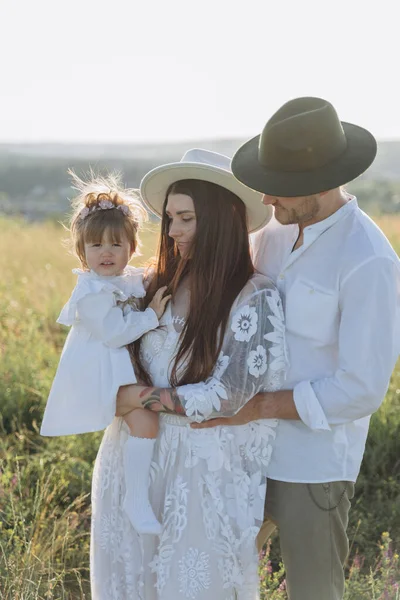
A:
0 216 399 599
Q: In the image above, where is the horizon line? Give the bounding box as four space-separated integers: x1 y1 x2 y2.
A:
0 136 399 146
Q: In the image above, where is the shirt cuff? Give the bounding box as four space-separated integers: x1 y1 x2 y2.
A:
293 380 331 431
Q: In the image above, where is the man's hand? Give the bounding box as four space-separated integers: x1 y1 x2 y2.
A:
191 396 262 429
190 390 299 429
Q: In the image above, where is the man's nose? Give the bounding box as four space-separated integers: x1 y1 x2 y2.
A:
262 194 276 205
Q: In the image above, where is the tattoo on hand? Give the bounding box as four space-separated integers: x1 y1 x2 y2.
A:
139 387 186 415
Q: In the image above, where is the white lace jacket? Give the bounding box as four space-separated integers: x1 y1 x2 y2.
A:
142 273 287 423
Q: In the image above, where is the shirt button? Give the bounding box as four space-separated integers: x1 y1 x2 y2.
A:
309 289 315 294
279 274 285 280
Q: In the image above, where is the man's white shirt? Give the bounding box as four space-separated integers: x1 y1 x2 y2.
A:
252 198 400 482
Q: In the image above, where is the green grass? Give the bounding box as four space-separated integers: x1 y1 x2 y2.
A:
0 216 399 599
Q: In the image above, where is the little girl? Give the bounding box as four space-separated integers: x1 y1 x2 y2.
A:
41 171 169 535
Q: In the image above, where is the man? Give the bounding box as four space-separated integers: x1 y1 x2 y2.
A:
192 97 400 600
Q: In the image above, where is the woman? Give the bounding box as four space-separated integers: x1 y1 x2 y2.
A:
90 149 287 599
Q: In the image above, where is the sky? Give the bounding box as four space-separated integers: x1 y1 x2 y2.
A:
0 0 399 143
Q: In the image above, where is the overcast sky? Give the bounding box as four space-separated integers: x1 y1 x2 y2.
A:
1 0 398 143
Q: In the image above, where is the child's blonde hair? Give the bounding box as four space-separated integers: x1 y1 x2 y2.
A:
69 170 147 269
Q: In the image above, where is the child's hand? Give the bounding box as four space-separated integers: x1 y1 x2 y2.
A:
148 286 171 320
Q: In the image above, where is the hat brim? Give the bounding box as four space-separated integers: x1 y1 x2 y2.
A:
231 122 377 197
140 162 272 233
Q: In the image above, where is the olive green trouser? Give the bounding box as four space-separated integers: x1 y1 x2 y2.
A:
257 479 355 600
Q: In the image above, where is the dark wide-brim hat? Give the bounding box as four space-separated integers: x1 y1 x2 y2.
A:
232 97 377 197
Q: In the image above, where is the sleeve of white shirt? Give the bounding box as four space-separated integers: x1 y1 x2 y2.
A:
76 291 159 349
294 256 400 430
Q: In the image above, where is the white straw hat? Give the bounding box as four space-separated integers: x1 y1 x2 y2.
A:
140 148 272 233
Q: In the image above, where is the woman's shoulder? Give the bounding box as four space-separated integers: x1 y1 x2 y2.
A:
239 272 279 298
229 273 281 316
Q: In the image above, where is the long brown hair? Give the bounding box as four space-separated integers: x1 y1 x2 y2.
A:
131 179 254 386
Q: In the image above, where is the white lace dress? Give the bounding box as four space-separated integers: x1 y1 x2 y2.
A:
90 274 287 600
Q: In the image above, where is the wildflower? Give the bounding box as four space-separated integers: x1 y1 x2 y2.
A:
279 579 286 591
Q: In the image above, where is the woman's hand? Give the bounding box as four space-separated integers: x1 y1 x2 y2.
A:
116 384 186 417
148 286 171 320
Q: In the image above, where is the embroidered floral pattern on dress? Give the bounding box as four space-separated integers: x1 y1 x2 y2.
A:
213 352 230 378
247 344 268 378
178 548 211 599
104 572 125 600
99 513 119 553
264 292 288 372
192 428 234 472
181 378 228 422
230 304 258 342
90 275 288 600
236 421 277 470
150 476 189 594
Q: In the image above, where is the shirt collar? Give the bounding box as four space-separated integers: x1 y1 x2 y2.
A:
303 196 358 238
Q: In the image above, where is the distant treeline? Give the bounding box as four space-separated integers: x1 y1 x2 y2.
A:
0 139 399 220
0 156 164 221
347 179 400 214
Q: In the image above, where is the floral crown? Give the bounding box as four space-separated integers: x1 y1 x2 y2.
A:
69 170 147 235
79 198 131 221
